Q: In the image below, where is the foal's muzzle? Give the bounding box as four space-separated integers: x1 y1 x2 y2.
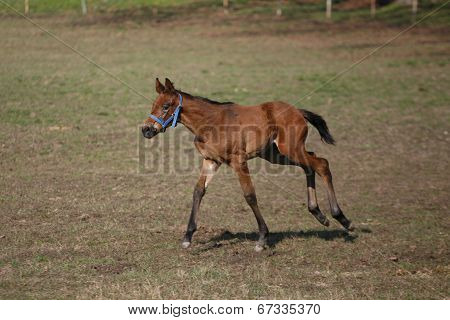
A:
142 126 158 139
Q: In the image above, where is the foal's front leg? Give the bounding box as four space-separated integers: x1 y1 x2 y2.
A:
182 159 220 249
231 160 269 252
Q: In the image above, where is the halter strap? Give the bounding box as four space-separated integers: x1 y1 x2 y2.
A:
149 93 183 129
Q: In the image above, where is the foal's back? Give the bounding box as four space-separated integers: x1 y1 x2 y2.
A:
215 101 308 158
227 101 307 129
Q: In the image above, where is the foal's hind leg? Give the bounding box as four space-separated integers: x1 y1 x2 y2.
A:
304 164 330 227
259 144 329 226
276 141 353 231
300 152 353 231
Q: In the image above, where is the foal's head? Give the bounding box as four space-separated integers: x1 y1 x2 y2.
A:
142 78 181 139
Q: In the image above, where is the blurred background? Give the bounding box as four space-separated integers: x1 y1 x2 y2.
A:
1 0 449 25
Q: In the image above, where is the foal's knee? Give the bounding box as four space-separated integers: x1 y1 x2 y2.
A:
244 193 257 206
193 185 206 200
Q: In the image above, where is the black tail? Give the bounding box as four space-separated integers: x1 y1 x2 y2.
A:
301 109 335 145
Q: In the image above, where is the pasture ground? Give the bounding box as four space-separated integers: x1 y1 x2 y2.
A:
0 8 449 299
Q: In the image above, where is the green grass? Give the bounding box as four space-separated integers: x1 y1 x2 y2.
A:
1 0 194 13
1 0 449 27
0 10 449 299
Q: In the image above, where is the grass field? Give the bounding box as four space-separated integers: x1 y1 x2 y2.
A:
0 3 449 299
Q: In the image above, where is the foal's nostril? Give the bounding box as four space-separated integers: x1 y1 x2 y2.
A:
142 126 153 135
142 126 157 139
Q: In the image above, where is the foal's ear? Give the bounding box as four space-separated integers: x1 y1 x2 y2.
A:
155 78 165 94
165 78 175 92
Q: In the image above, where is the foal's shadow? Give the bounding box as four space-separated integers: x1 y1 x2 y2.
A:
202 227 371 251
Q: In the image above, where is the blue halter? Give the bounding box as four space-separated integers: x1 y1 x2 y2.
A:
149 93 183 129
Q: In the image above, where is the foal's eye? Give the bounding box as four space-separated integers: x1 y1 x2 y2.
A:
162 104 170 111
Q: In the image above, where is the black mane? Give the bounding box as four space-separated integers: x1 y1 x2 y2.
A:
177 90 233 106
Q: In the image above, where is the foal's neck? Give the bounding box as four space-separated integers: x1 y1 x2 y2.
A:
179 94 221 136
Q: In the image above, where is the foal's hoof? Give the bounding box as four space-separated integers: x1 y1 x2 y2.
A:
344 221 355 232
313 213 330 227
181 241 191 249
254 244 265 252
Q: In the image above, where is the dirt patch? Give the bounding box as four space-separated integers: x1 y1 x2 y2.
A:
92 263 135 275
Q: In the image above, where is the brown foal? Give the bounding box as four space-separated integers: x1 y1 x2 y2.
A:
142 78 353 252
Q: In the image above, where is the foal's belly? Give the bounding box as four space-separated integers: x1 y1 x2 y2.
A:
194 129 272 163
